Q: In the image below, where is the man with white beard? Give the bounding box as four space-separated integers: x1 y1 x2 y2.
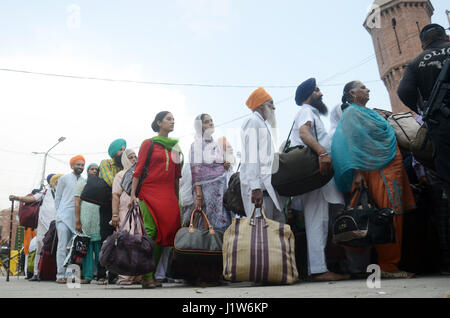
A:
240 87 285 223
290 78 349 282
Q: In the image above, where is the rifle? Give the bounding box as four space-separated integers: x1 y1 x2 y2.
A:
423 58 450 124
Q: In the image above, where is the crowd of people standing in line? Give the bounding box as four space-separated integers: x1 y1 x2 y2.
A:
8 23 450 288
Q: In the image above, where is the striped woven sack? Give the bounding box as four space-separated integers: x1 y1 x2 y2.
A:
222 206 299 285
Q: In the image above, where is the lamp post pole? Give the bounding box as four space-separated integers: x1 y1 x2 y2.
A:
33 137 66 190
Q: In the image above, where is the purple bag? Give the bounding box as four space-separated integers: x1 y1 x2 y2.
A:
99 205 155 276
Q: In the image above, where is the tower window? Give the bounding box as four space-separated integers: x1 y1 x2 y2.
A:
392 18 402 55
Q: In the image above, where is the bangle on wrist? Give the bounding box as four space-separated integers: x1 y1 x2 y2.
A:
319 152 329 158
112 214 119 217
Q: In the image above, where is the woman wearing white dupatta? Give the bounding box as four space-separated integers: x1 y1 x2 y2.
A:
189 114 232 233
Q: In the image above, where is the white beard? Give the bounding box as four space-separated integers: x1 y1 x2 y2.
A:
262 104 279 149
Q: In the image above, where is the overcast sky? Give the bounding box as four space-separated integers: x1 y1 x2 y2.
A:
1 0 449 210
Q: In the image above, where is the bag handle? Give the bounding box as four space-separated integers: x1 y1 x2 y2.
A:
282 121 296 153
119 206 134 232
283 119 318 154
136 140 154 197
191 209 209 231
132 206 147 236
351 186 379 210
249 206 269 227
189 209 215 235
119 205 146 235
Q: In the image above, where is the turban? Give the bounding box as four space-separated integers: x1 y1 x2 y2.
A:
46 174 55 185
86 163 99 178
246 87 272 111
70 155 86 167
49 174 63 187
108 139 127 158
295 78 316 106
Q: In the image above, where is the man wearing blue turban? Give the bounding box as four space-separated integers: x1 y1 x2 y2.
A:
97 138 127 285
289 78 349 282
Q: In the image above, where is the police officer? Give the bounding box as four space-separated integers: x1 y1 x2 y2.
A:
398 23 450 275
398 23 450 185
398 23 449 112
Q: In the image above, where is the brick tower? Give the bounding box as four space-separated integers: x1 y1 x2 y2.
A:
364 0 434 113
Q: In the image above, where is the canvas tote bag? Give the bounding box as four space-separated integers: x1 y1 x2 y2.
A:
222 206 298 285
387 112 421 149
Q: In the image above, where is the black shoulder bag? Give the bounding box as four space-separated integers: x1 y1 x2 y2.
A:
272 120 334 197
121 140 154 196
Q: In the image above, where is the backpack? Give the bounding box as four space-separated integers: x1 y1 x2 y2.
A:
80 175 111 206
223 171 246 217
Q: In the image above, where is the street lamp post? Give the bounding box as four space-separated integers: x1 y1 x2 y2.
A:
33 137 66 190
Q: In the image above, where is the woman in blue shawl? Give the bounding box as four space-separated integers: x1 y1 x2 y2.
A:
331 81 416 279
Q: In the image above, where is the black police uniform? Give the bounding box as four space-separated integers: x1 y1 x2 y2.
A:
398 39 450 186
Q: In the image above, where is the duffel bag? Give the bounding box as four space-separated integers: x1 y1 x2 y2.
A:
223 206 299 285
332 187 396 248
387 112 421 150
171 209 224 282
18 192 45 229
99 205 155 276
410 124 434 169
271 121 333 197
272 146 334 196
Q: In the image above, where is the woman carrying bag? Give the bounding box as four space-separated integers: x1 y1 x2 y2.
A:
130 111 183 289
188 114 231 233
111 149 142 285
332 81 416 279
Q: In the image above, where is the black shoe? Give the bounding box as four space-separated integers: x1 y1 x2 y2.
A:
29 275 39 282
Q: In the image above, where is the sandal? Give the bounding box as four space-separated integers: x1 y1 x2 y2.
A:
80 279 91 284
56 278 67 284
116 278 133 286
141 278 162 289
96 278 108 285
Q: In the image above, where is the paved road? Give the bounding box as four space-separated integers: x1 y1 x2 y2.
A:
1 275 449 298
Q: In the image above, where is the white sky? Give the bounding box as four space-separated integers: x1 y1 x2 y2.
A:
1 0 449 210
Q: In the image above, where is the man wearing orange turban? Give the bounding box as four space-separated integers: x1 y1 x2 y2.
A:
54 154 85 283
246 87 273 111
240 87 284 223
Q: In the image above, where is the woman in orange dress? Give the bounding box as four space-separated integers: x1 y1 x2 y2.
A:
332 81 416 278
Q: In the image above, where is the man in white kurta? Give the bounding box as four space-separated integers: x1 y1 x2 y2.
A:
240 87 285 223
54 155 85 283
290 78 349 282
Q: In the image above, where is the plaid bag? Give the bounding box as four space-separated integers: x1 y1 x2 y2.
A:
222 206 298 285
